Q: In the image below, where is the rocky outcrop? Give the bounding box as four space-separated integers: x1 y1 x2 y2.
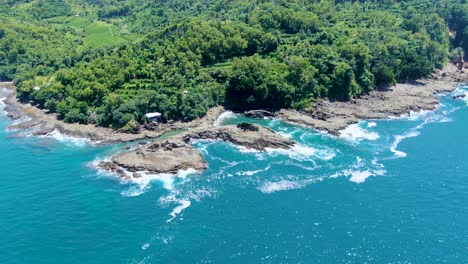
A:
99 123 294 178
102 140 207 177
244 110 275 119
184 123 294 151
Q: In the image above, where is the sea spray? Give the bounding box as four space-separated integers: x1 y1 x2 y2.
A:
213 111 238 127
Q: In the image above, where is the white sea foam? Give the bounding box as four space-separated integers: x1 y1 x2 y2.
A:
213 111 238 126
109 166 207 221
141 243 150 250
339 123 379 142
277 131 293 139
349 170 373 183
166 199 191 222
407 110 432 120
337 167 386 184
0 96 6 115
236 166 271 176
258 179 311 193
367 122 377 128
390 109 432 121
265 144 336 161
388 100 462 159
452 87 468 106
347 169 386 183
390 131 420 158
237 145 261 153
39 129 91 147
277 127 302 139
120 168 200 197
160 187 215 222
332 157 386 183
8 116 32 127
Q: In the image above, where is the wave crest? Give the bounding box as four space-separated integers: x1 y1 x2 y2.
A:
213 111 238 127
40 129 91 147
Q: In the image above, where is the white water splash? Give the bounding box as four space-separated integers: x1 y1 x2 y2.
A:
120 168 200 197
213 111 238 127
339 123 380 142
96 159 213 222
102 166 205 222
39 129 91 147
265 144 336 162
389 109 432 121
452 87 468 106
0 96 6 115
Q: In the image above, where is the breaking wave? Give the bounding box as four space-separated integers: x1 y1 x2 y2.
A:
265 144 336 162
93 84 467 226
339 123 380 142
93 159 207 222
118 168 201 197
214 111 238 127
39 129 92 147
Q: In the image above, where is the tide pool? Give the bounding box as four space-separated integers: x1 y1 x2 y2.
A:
0 86 467 263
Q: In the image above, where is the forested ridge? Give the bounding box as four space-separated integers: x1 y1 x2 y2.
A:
0 0 467 130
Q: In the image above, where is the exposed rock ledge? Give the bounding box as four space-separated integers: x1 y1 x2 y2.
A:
276 63 467 135
99 141 207 178
183 123 294 151
98 123 293 178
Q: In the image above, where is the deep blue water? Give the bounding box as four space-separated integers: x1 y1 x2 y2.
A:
0 86 467 264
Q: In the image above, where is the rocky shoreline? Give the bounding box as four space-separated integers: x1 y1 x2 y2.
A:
0 83 226 143
1 63 466 179
276 63 467 135
97 122 295 179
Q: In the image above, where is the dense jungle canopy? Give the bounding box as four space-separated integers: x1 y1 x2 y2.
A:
0 0 467 130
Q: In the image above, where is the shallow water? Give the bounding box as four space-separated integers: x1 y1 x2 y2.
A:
0 86 467 263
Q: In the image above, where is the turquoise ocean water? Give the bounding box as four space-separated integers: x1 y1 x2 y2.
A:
0 86 467 263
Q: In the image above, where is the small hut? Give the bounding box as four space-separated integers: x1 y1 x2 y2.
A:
145 112 162 123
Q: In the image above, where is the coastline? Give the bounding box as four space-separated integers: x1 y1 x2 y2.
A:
1 63 466 178
276 63 467 135
0 83 225 144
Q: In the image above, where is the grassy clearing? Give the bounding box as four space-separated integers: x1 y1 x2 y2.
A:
67 16 90 28
84 21 128 48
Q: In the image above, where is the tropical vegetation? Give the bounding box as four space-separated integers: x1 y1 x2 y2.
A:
0 0 466 130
